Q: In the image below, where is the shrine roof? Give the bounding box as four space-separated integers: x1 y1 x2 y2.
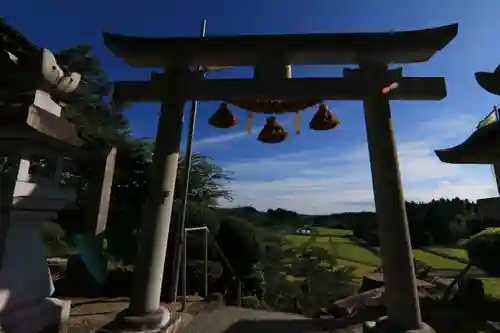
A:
435 121 500 164
103 23 458 68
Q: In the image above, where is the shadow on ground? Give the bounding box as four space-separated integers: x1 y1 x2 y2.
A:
188 297 500 333
221 318 364 333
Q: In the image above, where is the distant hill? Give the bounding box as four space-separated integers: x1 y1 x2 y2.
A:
215 206 376 230
217 198 482 249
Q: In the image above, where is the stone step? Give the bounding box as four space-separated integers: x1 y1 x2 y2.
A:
179 300 225 333
180 306 364 333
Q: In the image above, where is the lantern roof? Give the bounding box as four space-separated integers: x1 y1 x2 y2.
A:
435 121 500 164
475 69 500 96
0 92 84 156
103 24 458 68
0 18 40 59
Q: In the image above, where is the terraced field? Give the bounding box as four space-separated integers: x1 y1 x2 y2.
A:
282 227 500 298
412 249 467 270
285 233 380 276
285 228 472 271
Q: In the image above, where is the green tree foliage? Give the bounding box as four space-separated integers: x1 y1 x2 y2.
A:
56 45 129 144
406 198 473 246
46 45 233 265
47 45 144 262
261 234 356 315
176 153 233 205
38 44 244 299
342 198 480 247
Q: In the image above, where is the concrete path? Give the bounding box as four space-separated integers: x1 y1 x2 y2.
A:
430 268 487 278
181 306 363 333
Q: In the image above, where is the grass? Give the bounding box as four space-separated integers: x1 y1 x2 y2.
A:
317 237 381 266
427 247 469 261
412 249 467 270
285 274 305 282
284 234 381 268
284 234 312 244
313 227 352 236
336 259 377 276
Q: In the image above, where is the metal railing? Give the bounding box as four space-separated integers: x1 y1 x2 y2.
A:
179 226 244 310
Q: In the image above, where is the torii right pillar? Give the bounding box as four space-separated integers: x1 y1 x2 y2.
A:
362 64 424 331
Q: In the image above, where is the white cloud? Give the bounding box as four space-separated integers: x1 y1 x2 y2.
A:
225 149 325 178
192 123 264 148
193 130 249 147
218 113 497 214
192 118 295 149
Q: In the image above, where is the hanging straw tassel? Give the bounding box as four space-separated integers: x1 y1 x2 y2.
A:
245 111 253 134
293 111 301 135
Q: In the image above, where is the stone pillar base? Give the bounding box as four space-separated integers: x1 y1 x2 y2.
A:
1 297 71 333
363 316 435 333
99 306 171 333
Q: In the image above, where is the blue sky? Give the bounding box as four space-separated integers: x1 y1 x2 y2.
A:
4 0 500 213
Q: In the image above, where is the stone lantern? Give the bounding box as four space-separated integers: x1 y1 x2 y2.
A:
0 19 85 333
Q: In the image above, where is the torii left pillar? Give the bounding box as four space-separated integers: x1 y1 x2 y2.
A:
111 68 186 332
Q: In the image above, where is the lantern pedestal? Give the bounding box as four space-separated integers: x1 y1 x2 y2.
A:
0 213 71 333
0 157 77 333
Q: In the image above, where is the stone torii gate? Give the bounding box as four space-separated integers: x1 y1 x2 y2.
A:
103 23 458 332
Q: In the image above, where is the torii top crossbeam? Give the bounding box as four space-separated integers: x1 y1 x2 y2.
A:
103 24 458 104
103 24 458 68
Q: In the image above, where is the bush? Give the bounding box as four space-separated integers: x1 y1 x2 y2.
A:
42 222 74 258
216 216 261 277
465 227 500 276
185 260 223 296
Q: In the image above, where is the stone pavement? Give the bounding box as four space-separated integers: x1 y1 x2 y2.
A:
181 306 363 333
66 297 199 332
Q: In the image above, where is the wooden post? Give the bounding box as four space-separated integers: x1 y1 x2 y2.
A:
204 229 208 298
492 163 500 195
181 229 187 308
236 280 242 307
362 64 423 330
85 147 117 236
